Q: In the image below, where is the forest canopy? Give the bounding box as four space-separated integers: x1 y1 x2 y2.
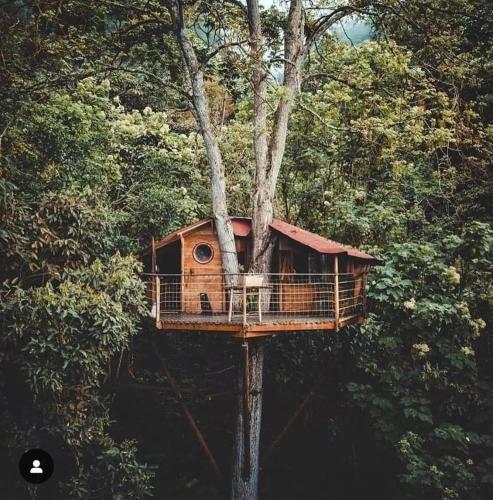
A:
0 1 492 499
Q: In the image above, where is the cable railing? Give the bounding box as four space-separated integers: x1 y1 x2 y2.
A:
145 272 368 327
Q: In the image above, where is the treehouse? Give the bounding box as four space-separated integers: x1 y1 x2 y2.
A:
142 217 378 338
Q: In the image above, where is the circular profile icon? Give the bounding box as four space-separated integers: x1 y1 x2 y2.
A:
19 449 54 484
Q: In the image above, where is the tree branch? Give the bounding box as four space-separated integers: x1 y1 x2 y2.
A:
106 65 192 99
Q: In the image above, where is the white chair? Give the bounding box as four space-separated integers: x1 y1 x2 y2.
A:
227 274 265 324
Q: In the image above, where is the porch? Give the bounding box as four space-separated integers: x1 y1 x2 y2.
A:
148 273 368 338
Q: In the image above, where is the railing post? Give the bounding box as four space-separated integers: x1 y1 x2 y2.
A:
334 257 340 329
362 272 368 317
155 275 160 325
151 237 156 317
242 280 247 326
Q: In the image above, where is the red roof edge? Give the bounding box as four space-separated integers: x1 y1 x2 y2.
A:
270 218 378 262
140 218 213 256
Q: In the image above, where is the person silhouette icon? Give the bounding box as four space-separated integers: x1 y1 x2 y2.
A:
19 449 54 483
29 460 43 474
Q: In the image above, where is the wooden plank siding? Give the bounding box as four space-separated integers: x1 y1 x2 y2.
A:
181 226 225 314
279 283 316 313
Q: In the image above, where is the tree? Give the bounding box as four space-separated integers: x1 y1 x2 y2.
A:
158 2 362 496
164 0 240 279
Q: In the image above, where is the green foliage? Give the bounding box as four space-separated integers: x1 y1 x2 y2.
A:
63 440 154 499
275 9 493 499
1 256 152 496
339 178 493 500
6 256 146 395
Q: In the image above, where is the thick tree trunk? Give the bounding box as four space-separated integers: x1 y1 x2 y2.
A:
251 0 304 274
231 3 304 498
171 1 239 281
231 341 264 500
247 0 269 274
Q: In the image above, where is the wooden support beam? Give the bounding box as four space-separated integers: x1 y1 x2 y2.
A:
150 340 223 482
155 317 366 336
262 391 313 463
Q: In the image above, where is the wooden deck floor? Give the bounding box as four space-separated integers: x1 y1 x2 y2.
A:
157 312 364 338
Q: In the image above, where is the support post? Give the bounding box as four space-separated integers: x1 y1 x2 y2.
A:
362 272 368 318
180 233 185 313
334 256 340 330
257 288 262 322
151 237 157 318
232 341 264 500
155 275 160 325
242 282 247 326
228 287 234 322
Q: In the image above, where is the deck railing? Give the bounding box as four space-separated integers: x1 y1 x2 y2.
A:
145 273 368 327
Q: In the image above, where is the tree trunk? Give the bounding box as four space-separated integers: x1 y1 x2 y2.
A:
231 341 264 500
171 0 239 281
231 3 305 498
246 0 269 274
251 0 304 274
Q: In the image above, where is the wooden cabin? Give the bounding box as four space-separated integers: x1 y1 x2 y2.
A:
142 217 379 338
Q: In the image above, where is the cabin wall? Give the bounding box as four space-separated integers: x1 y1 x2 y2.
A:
235 237 251 272
276 239 368 315
279 282 317 313
278 237 318 312
182 224 224 314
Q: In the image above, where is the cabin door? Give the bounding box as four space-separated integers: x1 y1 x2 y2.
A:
156 242 182 313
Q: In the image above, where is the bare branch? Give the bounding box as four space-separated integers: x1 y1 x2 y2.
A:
202 39 248 66
105 65 192 99
304 6 355 54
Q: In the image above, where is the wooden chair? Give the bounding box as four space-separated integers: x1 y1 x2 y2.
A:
227 274 266 324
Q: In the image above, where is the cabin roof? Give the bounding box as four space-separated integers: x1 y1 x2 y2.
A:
232 217 377 262
231 218 252 237
269 219 376 261
148 217 378 262
151 218 213 252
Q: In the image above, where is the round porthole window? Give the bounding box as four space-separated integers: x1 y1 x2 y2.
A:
193 243 214 264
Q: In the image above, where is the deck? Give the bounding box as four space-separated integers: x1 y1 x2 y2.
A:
149 272 368 339
157 312 364 338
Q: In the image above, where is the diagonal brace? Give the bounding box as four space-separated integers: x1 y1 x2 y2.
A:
151 339 223 482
